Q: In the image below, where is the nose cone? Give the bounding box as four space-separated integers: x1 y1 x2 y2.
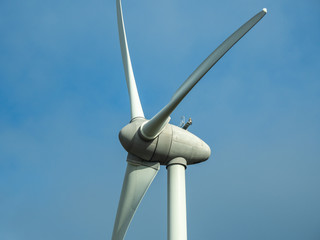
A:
119 123 136 152
118 119 158 161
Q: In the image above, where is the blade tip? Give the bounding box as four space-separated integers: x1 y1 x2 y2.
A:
262 8 267 13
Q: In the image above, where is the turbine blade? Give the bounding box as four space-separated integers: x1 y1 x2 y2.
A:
140 8 267 140
112 154 160 240
116 0 144 120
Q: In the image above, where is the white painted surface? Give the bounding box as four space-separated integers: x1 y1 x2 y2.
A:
141 9 266 139
116 0 144 120
167 163 187 240
112 156 160 240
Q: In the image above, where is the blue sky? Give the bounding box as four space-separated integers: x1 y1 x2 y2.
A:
1 0 319 239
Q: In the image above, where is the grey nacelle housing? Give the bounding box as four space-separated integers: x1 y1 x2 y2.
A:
119 118 211 165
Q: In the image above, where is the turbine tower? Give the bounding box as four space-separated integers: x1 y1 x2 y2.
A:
112 1 267 239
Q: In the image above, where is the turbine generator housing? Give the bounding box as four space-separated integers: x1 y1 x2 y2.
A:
119 118 211 165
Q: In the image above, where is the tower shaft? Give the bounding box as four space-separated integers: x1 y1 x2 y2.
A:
167 158 187 240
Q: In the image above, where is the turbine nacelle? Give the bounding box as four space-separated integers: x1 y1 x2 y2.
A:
119 118 211 165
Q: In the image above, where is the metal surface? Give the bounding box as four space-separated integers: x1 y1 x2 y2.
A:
167 158 187 240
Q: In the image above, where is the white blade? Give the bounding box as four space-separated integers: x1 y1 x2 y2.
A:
117 0 144 120
140 8 267 140
112 154 160 240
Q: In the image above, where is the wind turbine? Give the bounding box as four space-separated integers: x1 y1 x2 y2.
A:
112 0 267 239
